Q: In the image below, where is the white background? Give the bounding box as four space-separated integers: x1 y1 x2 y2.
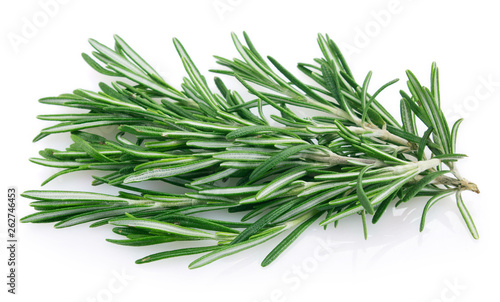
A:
1 0 499 301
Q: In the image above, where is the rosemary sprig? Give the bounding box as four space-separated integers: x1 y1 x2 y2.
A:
22 32 480 268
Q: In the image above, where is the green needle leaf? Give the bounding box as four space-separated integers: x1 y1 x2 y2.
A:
191 168 239 186
106 236 183 247
137 246 220 264
372 191 398 224
81 53 119 76
230 199 298 245
39 119 142 136
249 144 325 182
362 78 399 125
158 215 239 234
226 125 301 140
189 227 285 269
109 218 218 239
124 159 220 183
456 191 479 239
400 98 417 136
20 205 109 223
419 191 454 232
71 134 115 163
320 62 354 120
356 165 375 215
256 166 309 200
212 151 270 162
418 126 434 160
113 35 164 81
361 71 373 118
361 210 368 240
261 212 321 267
88 38 144 75
55 206 152 228
198 185 264 197
451 118 464 154
22 190 133 202
400 170 449 203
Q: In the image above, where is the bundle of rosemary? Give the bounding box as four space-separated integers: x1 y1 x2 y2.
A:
21 32 479 268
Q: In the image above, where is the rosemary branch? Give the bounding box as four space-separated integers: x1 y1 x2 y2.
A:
21 32 479 268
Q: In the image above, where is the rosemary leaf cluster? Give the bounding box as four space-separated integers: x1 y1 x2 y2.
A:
21 32 479 268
